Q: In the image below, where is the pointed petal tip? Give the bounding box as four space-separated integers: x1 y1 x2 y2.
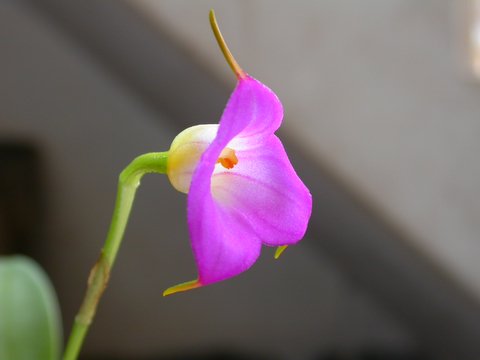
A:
163 279 202 297
274 245 289 260
209 7 246 79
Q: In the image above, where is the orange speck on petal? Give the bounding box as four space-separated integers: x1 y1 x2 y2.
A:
217 147 238 169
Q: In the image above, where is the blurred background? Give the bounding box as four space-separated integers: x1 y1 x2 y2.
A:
1 1 480 359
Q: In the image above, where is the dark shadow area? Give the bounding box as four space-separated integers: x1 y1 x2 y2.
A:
316 348 429 360
0 142 43 257
83 348 429 360
84 349 275 360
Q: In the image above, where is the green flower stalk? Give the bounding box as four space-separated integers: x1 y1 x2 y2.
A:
63 152 167 360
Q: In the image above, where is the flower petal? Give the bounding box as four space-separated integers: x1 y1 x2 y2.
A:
212 135 312 246
213 76 284 148
186 76 283 285
188 194 262 285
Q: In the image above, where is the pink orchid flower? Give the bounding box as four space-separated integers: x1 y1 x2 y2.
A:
163 11 312 295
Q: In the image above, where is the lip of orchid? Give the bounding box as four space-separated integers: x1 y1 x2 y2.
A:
162 11 312 296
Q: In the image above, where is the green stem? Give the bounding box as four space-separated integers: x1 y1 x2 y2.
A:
62 152 168 360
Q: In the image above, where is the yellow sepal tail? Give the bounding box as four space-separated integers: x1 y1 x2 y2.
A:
163 279 201 296
274 245 288 259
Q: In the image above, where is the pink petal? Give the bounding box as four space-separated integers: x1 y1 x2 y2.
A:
188 194 262 285
213 76 283 148
187 76 309 285
212 135 312 246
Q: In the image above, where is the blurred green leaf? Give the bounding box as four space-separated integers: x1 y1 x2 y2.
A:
0 256 62 360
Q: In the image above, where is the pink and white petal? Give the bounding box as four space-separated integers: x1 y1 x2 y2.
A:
188 194 262 285
187 129 262 284
186 76 285 285
215 76 283 150
212 135 312 246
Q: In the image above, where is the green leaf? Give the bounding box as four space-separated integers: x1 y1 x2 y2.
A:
0 256 62 360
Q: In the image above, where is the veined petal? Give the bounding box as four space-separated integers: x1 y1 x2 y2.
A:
212 135 312 246
186 76 283 285
214 76 284 149
188 194 262 285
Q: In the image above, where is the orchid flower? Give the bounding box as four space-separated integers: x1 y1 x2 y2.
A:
163 11 312 295
63 11 312 359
